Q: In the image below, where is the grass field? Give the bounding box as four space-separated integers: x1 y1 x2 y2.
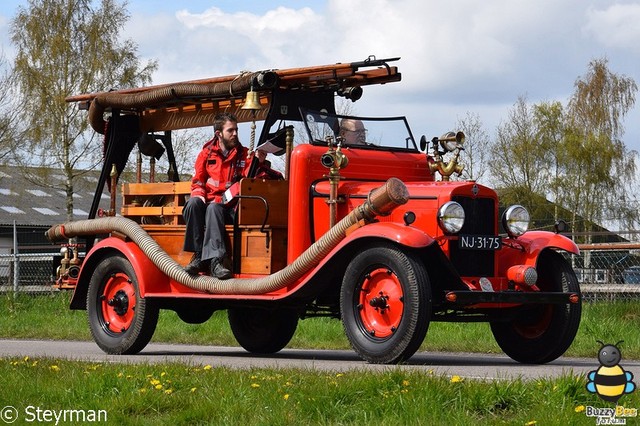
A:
1 294 639 425
2 356 637 425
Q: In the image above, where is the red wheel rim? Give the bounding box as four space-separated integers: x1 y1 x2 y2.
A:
513 305 553 339
357 267 404 338
100 272 136 334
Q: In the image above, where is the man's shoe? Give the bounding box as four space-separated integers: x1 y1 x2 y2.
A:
184 252 209 275
210 258 232 280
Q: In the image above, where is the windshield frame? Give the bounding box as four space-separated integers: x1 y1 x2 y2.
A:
300 108 418 152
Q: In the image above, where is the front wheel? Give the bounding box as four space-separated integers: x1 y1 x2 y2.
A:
340 244 431 364
490 250 581 364
87 254 158 355
228 307 299 354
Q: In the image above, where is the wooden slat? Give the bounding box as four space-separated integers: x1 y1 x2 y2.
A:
238 179 289 227
121 206 183 216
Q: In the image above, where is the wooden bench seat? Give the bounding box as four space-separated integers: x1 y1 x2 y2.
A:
122 179 288 275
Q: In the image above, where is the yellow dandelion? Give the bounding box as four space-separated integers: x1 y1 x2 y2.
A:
203 365 212 370
251 383 260 388
575 405 585 413
336 373 344 377
24 356 29 362
284 394 290 401
402 380 410 387
285 381 293 386
150 379 161 386
31 361 38 367
50 365 60 372
401 389 408 394
190 387 197 393
525 421 537 426
450 375 463 383
117 372 124 378
139 388 147 393
251 375 258 379
126 375 132 379
164 389 173 395
161 372 166 377
155 384 163 390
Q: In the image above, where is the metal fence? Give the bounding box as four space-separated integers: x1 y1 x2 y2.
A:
1 243 640 300
0 252 58 293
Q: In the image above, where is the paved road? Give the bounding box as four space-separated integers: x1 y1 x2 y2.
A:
3 339 638 380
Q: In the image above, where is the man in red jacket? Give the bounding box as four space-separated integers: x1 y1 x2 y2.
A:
182 112 253 279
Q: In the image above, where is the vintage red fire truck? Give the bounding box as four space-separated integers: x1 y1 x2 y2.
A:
49 56 581 364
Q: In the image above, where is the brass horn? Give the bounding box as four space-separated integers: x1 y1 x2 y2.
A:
439 131 465 144
438 131 465 152
241 89 262 111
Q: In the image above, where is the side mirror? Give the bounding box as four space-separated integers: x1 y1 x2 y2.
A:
419 135 428 151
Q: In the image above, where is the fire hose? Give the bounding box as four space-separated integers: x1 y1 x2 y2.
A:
45 178 409 295
88 71 278 134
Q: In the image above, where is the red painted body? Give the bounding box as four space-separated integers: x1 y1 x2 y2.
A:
60 58 582 363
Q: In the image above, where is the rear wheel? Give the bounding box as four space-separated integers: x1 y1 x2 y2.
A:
490 250 581 364
228 307 299 354
340 244 431 364
87 254 158 355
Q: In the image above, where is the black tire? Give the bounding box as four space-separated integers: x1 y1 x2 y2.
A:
176 307 214 324
86 254 159 355
228 307 299 354
340 243 431 364
490 250 581 364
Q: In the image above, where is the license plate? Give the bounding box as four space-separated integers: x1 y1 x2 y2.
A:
458 235 502 250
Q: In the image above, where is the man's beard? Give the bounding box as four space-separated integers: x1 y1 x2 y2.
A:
221 135 238 150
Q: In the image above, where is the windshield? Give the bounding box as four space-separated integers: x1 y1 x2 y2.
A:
301 109 417 151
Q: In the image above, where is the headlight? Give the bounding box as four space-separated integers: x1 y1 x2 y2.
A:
437 201 465 234
502 205 530 237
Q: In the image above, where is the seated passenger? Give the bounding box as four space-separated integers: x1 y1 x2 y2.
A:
339 118 368 145
182 112 278 280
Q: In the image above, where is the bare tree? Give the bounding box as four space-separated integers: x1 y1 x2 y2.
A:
455 111 489 183
10 0 157 221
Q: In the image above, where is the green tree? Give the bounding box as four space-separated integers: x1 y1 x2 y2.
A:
533 101 565 222
489 95 554 213
0 52 20 164
562 58 637 239
10 0 157 221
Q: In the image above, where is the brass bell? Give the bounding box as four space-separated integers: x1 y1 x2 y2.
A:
242 89 262 110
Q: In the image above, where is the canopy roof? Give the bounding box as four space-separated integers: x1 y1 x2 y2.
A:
66 56 401 133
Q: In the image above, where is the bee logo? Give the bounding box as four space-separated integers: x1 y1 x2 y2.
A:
586 340 636 403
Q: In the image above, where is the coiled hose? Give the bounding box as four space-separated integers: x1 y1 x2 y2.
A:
46 178 409 295
88 71 278 133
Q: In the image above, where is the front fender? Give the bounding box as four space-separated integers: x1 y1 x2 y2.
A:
70 237 169 309
497 231 579 274
343 222 435 248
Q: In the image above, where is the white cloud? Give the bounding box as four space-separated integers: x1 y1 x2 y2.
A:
583 3 640 52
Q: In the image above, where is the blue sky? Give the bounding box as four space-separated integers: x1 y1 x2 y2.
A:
0 1 638 158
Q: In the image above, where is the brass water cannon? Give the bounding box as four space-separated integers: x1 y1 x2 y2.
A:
422 131 465 181
321 135 349 170
322 136 349 227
